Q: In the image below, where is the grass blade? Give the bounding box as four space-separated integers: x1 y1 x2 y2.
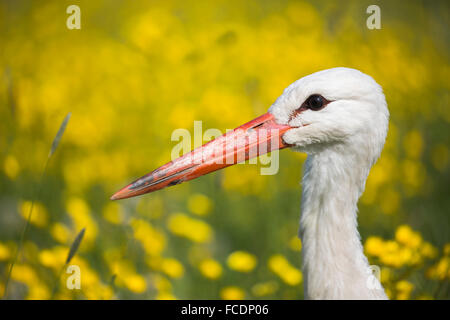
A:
66 228 85 264
2 112 71 299
49 112 71 159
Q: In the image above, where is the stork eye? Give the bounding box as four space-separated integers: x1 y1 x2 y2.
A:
305 94 325 110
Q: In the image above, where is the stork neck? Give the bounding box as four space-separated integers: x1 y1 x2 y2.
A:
299 150 386 299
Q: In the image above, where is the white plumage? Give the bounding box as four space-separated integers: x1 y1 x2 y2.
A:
270 67 389 299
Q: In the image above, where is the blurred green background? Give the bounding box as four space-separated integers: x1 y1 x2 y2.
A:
0 0 449 300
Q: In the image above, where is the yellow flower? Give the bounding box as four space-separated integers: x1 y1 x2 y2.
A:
380 253 403 268
187 193 213 216
0 242 11 261
161 258 184 279
220 286 245 300
11 263 51 298
50 223 71 244
85 285 114 300
251 281 278 297
268 254 302 286
288 236 302 252
111 260 147 293
27 283 50 300
156 291 177 300
130 219 166 256
126 274 147 293
365 236 385 257
420 242 438 259
426 257 450 280
380 267 392 284
39 246 67 270
11 264 37 284
395 225 422 249
66 197 98 248
199 258 222 280
19 201 48 227
396 280 414 300
227 251 257 273
168 213 212 243
3 155 20 180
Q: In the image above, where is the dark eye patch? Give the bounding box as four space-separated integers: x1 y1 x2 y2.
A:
288 94 331 121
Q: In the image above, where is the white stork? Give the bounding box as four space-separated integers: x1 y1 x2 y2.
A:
112 67 389 300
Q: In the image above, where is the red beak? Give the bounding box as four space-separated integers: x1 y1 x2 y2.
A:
111 112 292 200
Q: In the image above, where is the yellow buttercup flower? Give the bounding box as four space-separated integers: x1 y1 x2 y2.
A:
187 193 213 216
11 264 37 284
227 251 257 273
11 263 50 298
380 267 392 284
85 285 114 300
268 254 302 286
420 242 438 259
220 286 245 300
168 213 213 243
27 283 51 300
289 236 302 252
426 256 450 280
161 258 184 279
112 260 147 293
66 197 98 248
199 258 222 280
395 225 422 249
156 291 177 300
19 201 48 228
130 219 166 256
4 155 20 180
50 223 71 244
0 242 11 261
365 236 385 257
126 274 147 294
396 280 414 300
39 246 67 270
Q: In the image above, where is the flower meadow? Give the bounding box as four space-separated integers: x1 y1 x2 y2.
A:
0 0 448 299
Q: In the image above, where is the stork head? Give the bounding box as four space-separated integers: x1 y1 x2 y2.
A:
111 67 389 200
270 67 389 162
